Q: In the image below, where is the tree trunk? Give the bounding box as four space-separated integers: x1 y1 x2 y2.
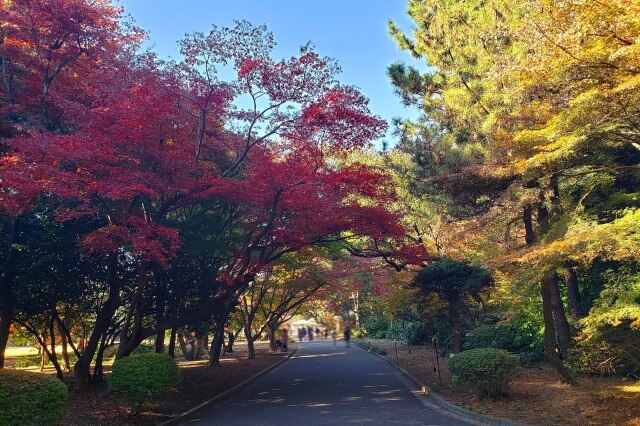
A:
0 283 14 369
208 321 225 366
523 205 535 245
196 336 205 359
93 333 108 381
541 271 576 385
245 325 256 359
48 316 64 380
537 193 550 236
154 330 165 354
58 320 71 372
168 327 177 358
563 267 581 320
545 271 572 357
0 218 19 369
116 262 149 359
458 300 476 328
74 255 120 390
550 173 562 215
177 328 189 359
268 322 277 352
448 298 463 353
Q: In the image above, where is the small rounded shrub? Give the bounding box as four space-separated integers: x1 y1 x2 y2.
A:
108 352 180 407
447 348 521 398
0 369 68 425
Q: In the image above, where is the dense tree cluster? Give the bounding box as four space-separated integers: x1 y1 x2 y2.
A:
0 0 424 389
382 0 640 379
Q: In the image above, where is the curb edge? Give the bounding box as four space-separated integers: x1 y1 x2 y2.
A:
353 341 526 426
159 346 298 425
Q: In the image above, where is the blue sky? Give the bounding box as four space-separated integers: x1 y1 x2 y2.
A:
118 1 424 147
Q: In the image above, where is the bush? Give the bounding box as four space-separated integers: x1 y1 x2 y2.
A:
447 348 521 398
363 316 390 339
13 354 41 368
0 369 68 425
108 353 180 407
463 319 544 364
570 272 640 376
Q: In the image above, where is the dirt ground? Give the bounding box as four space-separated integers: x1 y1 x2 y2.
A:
364 338 640 426
5 341 292 425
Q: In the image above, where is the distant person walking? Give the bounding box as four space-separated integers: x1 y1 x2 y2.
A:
331 329 337 346
280 328 289 352
344 325 351 348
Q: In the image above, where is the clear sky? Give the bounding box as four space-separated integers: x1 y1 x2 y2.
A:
118 0 423 147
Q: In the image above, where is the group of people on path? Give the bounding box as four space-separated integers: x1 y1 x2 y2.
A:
293 325 351 347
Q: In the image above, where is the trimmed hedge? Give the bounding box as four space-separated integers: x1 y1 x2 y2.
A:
108 352 180 406
0 369 68 425
447 348 521 398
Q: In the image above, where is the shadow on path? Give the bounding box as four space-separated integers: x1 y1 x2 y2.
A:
178 340 473 425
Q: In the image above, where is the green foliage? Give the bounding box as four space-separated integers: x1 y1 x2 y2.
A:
13 354 41 368
413 258 493 302
131 342 155 355
447 348 522 398
463 317 544 364
0 369 68 425
108 353 180 406
571 271 640 376
363 316 391 339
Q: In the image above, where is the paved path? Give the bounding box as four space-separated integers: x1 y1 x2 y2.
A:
177 340 475 425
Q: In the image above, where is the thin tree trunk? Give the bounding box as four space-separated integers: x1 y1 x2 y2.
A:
245 325 256 359
448 298 463 353
0 285 14 369
177 328 189 359
93 332 108 381
168 327 177 358
268 322 277 352
48 316 64 380
155 330 165 354
58 320 71 372
541 270 576 385
0 218 19 369
523 205 535 245
563 267 581 320
550 173 562 215
208 321 225 366
74 254 120 390
537 193 550 236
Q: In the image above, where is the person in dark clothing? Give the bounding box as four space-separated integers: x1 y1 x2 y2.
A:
344 325 351 348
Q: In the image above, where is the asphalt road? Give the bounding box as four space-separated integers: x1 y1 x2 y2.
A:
177 340 474 425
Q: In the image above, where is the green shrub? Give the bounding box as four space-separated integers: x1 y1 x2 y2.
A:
463 319 544 364
570 272 640 376
131 342 155 355
363 316 390 339
13 354 41 368
0 369 68 425
447 348 521 398
108 352 180 407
